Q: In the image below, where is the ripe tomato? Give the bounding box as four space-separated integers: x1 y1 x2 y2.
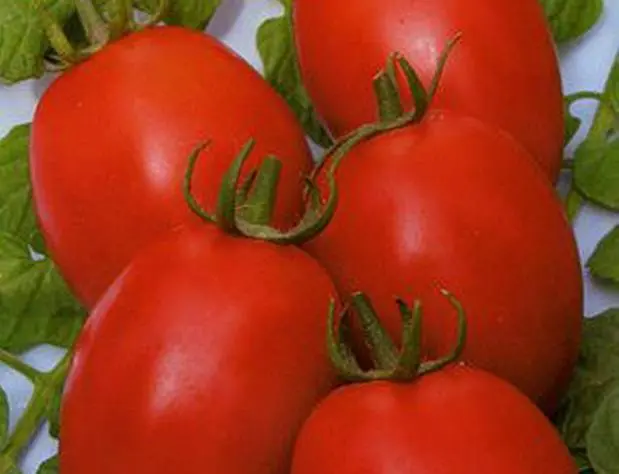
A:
60 223 338 474
291 364 578 474
30 26 313 308
293 0 564 181
305 110 582 414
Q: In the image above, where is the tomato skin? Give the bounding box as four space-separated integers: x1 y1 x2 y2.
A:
30 26 313 308
291 364 578 474
305 110 582 414
60 224 338 474
293 0 564 181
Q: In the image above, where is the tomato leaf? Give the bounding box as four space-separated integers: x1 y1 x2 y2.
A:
588 226 619 286
539 0 603 44
36 456 58 474
0 0 75 83
565 188 584 223
555 309 619 451
573 56 619 210
587 386 619 473
256 4 333 149
0 233 86 353
0 457 22 474
572 449 593 471
574 139 619 210
0 387 8 450
0 125 42 250
134 0 221 30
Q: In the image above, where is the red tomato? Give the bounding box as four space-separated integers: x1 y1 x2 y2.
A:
291 364 578 474
305 110 582 414
30 26 313 308
60 223 338 474
293 0 564 181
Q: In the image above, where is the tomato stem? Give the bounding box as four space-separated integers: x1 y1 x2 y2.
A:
182 137 339 245
419 290 467 375
75 0 110 47
142 0 172 28
0 350 43 384
239 157 282 227
215 139 256 234
326 290 468 383
236 170 259 206
38 7 78 65
427 33 462 101
351 293 398 370
392 299 423 379
0 350 72 464
396 55 429 119
326 301 364 378
183 142 216 224
373 66 404 123
107 0 133 40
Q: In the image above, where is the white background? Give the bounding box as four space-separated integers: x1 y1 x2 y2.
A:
0 0 618 471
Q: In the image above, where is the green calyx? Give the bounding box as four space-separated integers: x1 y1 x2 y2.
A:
182 139 339 246
314 33 462 181
327 289 468 383
43 0 170 69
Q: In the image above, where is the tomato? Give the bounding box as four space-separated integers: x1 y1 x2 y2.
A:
291 364 578 474
305 110 582 414
293 0 564 181
59 223 338 474
30 26 313 308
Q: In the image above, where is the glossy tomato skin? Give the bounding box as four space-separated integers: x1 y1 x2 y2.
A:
294 0 564 181
60 224 338 474
291 364 578 474
305 110 582 414
30 26 313 308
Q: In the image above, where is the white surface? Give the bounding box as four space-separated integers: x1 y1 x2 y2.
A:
0 0 618 471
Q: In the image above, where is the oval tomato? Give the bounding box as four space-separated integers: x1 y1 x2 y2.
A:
305 110 582 413
30 26 313 308
293 0 564 181
60 223 338 474
291 364 578 474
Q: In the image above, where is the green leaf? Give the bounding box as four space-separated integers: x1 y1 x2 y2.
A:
539 0 603 44
574 139 619 210
134 0 221 30
36 455 58 474
0 125 42 249
572 448 593 471
555 309 619 450
0 454 22 474
565 187 584 223
0 387 8 450
587 386 619 473
0 0 75 83
573 56 619 210
0 232 86 353
256 6 333 149
588 226 619 286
